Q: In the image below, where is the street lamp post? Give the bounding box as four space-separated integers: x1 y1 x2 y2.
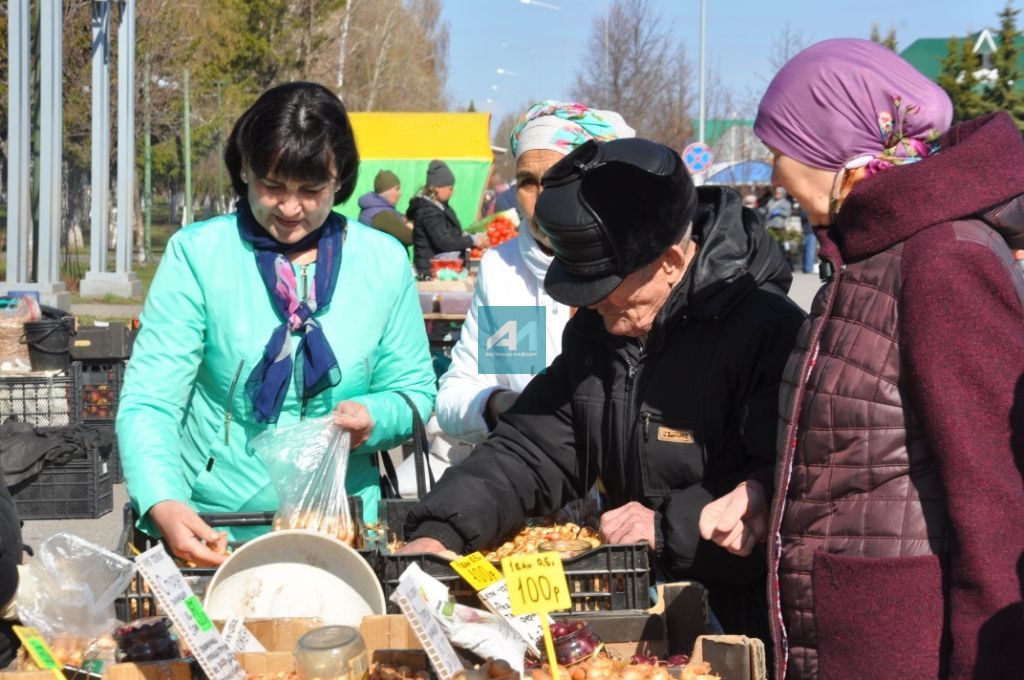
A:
699 0 707 144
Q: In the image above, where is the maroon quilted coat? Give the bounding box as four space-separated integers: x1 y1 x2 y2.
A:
768 112 1024 680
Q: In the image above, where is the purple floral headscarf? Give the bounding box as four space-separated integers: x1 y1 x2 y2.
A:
755 38 953 176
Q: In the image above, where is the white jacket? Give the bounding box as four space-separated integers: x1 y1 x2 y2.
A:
435 227 572 442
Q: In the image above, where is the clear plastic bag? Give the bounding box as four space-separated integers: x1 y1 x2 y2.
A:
14 532 135 666
251 415 356 545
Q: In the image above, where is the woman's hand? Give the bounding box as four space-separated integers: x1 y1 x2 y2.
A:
147 500 228 566
472 233 489 249
698 480 768 556
332 400 375 449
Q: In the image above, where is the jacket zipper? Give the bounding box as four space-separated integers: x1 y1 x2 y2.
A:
300 263 310 421
641 411 651 439
224 359 245 445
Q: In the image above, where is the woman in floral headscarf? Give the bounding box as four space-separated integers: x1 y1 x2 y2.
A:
699 39 1024 679
433 101 634 443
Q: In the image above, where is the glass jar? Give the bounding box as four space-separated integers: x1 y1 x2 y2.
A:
112 616 181 663
538 539 592 560
551 620 602 666
295 625 368 680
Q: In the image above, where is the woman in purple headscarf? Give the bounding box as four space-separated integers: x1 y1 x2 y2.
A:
698 39 1024 679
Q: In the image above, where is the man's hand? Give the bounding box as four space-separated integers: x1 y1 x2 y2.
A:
333 400 375 449
698 480 768 557
396 537 459 560
599 501 656 547
147 500 228 566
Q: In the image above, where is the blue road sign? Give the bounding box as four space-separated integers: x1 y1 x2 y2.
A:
683 142 713 174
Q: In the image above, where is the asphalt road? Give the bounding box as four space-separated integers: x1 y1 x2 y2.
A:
22 273 825 555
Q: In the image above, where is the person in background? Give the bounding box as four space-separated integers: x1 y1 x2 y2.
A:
117 82 436 566
764 186 791 232
742 193 758 210
701 39 1024 679
434 101 634 444
798 206 816 273
357 170 413 246
401 137 805 645
408 160 487 279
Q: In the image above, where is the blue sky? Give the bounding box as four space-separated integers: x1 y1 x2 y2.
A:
443 0 1014 133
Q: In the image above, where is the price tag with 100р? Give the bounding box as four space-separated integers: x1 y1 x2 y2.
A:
501 552 572 680
501 552 571 615
451 552 544 655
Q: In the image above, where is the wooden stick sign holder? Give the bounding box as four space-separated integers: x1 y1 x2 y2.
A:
500 552 572 680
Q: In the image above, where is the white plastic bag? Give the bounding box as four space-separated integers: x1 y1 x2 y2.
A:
16 533 135 642
251 415 356 545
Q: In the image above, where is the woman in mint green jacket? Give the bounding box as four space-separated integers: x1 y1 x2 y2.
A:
117 83 436 566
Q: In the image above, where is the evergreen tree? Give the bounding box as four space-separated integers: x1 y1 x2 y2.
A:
870 22 898 51
988 1 1024 129
937 37 987 123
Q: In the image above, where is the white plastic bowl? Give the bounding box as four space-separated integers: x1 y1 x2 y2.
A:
203 529 385 626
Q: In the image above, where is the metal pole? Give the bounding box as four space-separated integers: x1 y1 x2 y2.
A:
6 0 32 283
216 81 225 213
144 53 152 262
38 0 63 285
183 68 193 226
90 0 111 274
698 0 706 144
115 0 136 273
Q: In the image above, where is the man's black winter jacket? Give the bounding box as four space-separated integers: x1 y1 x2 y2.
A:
407 187 805 634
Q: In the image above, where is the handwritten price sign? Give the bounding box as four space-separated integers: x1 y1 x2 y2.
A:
502 552 572 680
502 551 572 615
451 551 503 591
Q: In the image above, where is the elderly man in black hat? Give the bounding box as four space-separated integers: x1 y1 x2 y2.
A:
400 138 805 639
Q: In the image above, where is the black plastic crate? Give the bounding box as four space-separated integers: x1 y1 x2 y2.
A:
115 497 377 621
75 360 124 421
377 499 650 614
87 420 121 483
9 438 114 519
0 368 77 427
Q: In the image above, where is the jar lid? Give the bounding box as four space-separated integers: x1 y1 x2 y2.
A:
297 625 362 651
538 539 592 558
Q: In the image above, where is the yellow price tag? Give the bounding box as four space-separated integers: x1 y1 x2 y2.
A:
501 551 571 616
13 626 65 680
501 553 571 680
450 551 503 591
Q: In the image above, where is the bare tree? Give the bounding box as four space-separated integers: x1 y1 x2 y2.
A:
767 24 811 74
571 0 695 148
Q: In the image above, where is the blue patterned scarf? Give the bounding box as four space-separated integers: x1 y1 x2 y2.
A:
236 200 344 423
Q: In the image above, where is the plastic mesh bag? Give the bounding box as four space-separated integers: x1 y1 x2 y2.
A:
251 415 356 545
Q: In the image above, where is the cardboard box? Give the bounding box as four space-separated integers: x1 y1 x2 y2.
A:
690 635 766 680
589 581 710 660
360 614 421 657
216 617 322 653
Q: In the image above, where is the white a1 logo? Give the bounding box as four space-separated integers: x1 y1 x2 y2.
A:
485 319 538 352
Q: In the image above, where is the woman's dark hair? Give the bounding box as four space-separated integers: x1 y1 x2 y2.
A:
225 82 359 205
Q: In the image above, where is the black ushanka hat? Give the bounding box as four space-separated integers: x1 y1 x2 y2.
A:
535 138 697 307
